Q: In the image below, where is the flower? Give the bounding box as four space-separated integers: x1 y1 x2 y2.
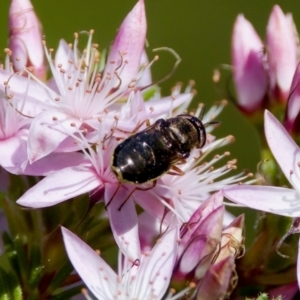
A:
61 226 178 300
266 5 299 101
174 191 224 280
223 110 300 288
231 14 268 113
231 4 300 113
223 110 300 218
16 98 244 260
9 0 46 79
0 88 83 175
4 0 148 164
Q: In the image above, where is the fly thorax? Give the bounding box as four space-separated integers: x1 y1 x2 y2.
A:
168 119 199 152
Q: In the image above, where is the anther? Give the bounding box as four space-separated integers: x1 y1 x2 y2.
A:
213 69 221 83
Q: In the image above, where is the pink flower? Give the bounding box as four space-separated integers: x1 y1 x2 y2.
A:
5 0 149 164
61 226 178 300
0 84 82 175
16 91 247 261
267 5 299 101
232 14 268 113
223 110 300 288
9 0 46 79
231 5 300 110
223 110 300 217
174 191 224 280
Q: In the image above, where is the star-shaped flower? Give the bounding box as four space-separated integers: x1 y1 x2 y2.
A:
223 110 300 288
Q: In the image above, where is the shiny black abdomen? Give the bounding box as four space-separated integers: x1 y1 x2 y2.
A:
112 129 174 183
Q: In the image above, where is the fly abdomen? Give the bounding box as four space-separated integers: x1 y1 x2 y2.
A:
112 131 173 183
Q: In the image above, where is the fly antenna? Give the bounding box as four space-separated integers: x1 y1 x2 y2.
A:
205 120 221 127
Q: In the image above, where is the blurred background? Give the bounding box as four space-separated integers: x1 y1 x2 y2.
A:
1 0 299 175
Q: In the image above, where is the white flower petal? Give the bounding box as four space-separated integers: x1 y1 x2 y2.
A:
17 166 101 208
223 185 300 217
132 226 178 299
265 110 300 189
61 227 116 299
105 184 141 262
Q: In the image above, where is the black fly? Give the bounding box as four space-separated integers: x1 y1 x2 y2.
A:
111 114 208 184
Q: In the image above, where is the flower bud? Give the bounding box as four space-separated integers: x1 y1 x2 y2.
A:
266 5 299 102
232 14 268 113
9 0 46 80
284 62 300 133
174 192 224 280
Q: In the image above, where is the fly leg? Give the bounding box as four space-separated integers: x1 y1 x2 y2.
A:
117 180 157 211
105 183 122 210
167 165 185 176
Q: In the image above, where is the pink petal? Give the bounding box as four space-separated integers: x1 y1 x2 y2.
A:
267 5 298 101
22 152 87 176
232 14 268 112
105 184 140 261
138 212 160 252
61 227 116 299
0 69 55 111
265 110 300 189
0 129 28 174
145 93 193 119
9 0 45 79
17 166 101 208
285 62 300 132
223 185 300 217
137 226 178 299
178 206 224 277
179 191 223 251
196 257 234 300
27 109 82 163
104 0 146 89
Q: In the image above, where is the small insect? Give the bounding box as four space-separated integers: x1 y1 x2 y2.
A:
111 114 208 185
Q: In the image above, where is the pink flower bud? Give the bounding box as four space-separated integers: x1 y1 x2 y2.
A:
215 214 244 264
232 14 268 113
266 5 299 102
9 0 46 79
196 257 235 300
174 192 224 280
284 62 300 133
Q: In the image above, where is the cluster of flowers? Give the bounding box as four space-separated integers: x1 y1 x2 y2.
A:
231 5 300 134
3 0 300 298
